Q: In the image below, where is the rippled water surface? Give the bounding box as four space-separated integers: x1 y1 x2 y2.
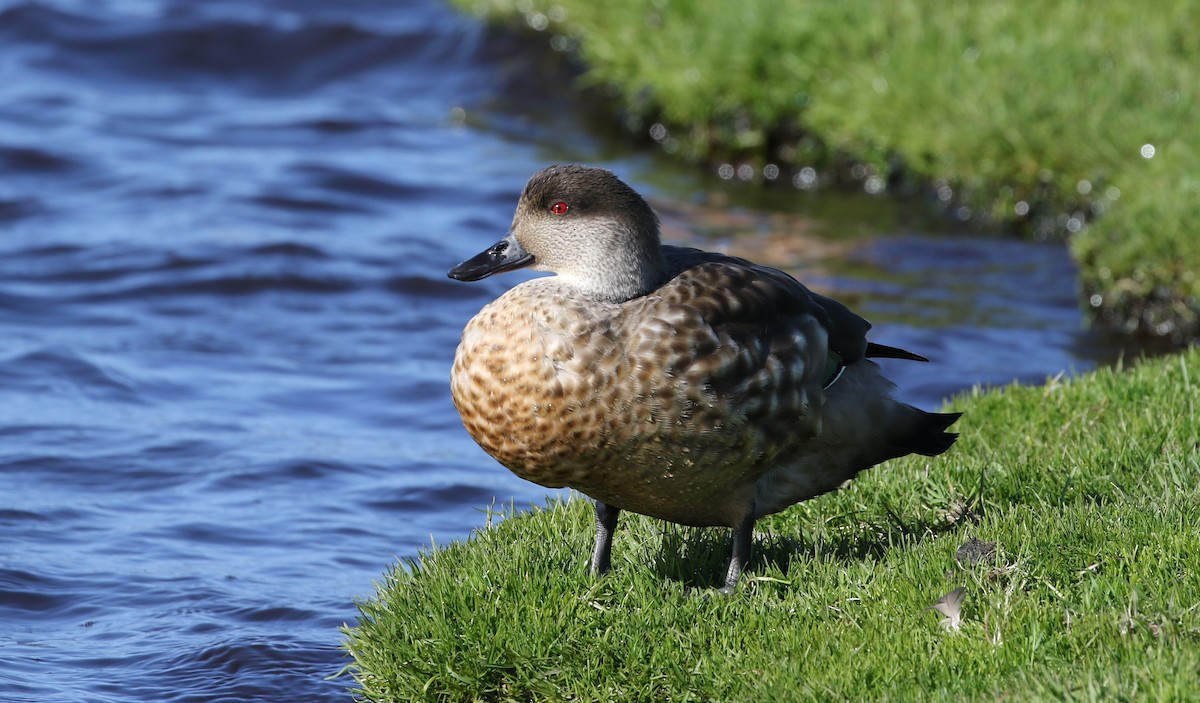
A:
0 1 1115 700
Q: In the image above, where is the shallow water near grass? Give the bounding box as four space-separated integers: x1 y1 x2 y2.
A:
0 1 1121 700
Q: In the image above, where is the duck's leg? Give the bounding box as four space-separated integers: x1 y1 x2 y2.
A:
590 501 620 575
720 509 757 594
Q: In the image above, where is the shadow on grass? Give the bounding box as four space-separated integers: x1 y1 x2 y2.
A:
650 508 974 591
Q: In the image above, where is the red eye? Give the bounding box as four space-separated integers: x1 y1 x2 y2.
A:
550 201 568 215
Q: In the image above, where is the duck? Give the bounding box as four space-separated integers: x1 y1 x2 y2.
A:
448 164 960 592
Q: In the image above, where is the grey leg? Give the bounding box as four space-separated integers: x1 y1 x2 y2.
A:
591 502 620 575
721 510 756 594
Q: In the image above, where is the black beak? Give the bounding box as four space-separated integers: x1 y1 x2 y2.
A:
447 232 535 282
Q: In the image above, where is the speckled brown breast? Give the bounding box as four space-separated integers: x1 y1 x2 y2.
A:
450 262 829 527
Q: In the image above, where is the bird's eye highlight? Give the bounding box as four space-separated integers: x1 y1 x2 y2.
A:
550 201 569 215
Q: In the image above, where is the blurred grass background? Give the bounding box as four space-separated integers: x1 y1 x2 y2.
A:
455 0 1200 344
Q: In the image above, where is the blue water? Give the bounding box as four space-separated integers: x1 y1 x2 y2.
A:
0 1 1115 700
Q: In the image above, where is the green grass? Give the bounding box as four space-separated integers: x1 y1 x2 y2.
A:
453 0 1200 344
342 348 1200 701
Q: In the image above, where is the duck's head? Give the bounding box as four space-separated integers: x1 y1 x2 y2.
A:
448 164 666 302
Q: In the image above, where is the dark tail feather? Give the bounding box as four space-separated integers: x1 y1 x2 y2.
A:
867 342 929 363
902 410 962 457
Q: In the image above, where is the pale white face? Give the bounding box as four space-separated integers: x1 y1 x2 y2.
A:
513 204 626 273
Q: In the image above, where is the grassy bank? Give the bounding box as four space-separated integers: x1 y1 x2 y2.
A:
454 0 1199 345
342 348 1200 701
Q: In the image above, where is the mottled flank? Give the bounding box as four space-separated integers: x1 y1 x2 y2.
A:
449 164 960 591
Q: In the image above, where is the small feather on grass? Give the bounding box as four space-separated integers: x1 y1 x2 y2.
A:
929 587 966 632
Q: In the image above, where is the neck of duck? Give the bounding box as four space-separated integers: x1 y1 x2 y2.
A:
557 225 667 304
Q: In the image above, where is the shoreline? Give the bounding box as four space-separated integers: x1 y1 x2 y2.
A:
339 5 1200 698
344 347 1200 701
453 0 1199 347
